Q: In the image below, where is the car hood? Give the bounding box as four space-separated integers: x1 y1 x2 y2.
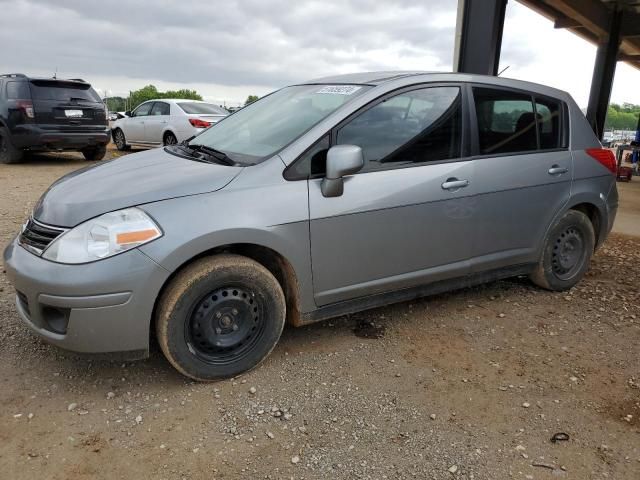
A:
33 148 243 227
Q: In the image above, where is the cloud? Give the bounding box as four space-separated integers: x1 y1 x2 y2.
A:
0 0 637 105
0 0 455 98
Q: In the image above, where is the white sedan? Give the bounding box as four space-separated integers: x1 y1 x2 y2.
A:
111 99 228 150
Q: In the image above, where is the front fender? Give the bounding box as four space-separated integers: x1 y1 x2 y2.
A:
137 171 315 312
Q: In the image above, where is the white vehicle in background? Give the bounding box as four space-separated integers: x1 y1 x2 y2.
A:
111 99 228 150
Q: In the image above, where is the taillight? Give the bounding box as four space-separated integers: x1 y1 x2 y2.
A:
586 148 616 175
189 118 211 128
16 100 34 119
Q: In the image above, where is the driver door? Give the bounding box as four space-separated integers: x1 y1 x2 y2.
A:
308 85 477 306
127 101 153 142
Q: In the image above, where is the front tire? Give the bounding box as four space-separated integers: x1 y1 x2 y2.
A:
82 145 107 161
112 128 130 151
0 127 24 164
530 210 595 291
156 254 286 381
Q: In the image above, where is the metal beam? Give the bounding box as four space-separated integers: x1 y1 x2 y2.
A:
454 0 508 76
586 8 623 139
554 15 582 29
619 53 640 61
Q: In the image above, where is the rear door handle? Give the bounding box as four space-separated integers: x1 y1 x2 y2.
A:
548 165 568 175
441 178 470 191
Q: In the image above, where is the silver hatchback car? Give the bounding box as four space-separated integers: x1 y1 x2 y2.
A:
4 72 618 380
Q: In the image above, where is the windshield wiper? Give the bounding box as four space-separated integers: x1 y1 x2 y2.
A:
174 143 235 166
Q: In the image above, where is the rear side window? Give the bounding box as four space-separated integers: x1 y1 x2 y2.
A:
29 81 101 102
473 88 537 154
336 86 462 171
6 81 30 99
473 87 566 155
151 102 170 115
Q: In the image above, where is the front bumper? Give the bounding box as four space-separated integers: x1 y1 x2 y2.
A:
11 124 110 151
3 236 170 355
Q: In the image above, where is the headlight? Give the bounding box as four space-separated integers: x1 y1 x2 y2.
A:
42 208 162 264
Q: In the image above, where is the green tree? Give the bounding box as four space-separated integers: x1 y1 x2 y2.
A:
245 95 259 106
128 85 203 111
605 103 640 130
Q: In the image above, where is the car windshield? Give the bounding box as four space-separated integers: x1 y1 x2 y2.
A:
189 84 371 164
178 102 228 115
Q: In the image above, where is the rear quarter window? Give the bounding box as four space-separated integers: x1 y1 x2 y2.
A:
6 81 30 99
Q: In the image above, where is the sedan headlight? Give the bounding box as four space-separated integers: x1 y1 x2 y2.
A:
42 208 162 264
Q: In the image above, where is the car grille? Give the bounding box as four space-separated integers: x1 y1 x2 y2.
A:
19 218 67 255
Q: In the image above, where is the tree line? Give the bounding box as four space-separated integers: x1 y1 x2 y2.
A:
606 103 640 131
103 85 261 113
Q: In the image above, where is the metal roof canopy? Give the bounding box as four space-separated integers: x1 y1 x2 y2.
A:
454 0 640 140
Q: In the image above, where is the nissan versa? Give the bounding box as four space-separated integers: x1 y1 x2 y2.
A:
4 72 618 381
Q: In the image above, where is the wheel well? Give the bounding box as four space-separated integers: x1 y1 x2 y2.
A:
163 131 176 140
151 244 302 338
569 203 601 247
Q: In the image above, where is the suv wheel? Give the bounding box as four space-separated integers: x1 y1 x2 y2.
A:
82 145 107 161
530 210 595 291
113 128 130 151
156 254 286 381
163 132 177 146
0 127 24 164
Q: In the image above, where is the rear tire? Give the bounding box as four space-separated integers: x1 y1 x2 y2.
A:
0 127 24 164
113 128 130 151
530 210 594 291
156 254 286 381
82 145 107 161
163 132 177 146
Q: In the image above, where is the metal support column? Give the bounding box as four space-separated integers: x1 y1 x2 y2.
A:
454 0 508 76
586 9 623 140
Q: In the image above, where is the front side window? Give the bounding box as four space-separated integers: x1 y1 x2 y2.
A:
151 102 170 116
133 102 153 117
336 86 462 172
190 84 371 164
474 88 537 154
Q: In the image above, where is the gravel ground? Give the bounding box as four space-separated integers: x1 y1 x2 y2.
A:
0 148 639 479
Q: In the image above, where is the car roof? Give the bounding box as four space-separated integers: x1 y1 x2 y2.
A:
302 71 429 85
148 99 214 104
299 71 571 101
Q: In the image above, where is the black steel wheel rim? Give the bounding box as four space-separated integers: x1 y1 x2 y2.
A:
551 226 585 280
185 286 266 365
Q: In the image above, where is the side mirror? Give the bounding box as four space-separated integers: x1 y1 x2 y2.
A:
124 111 132 117
321 145 364 197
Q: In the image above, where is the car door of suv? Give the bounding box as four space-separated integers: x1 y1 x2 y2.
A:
144 101 170 143
308 85 477 306
468 86 572 273
127 101 153 142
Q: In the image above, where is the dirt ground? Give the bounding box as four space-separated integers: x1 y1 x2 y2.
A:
0 147 639 480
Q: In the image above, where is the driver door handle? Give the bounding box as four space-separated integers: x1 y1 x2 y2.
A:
548 165 568 175
441 178 470 191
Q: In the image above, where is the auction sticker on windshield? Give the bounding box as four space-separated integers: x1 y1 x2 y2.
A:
315 85 362 95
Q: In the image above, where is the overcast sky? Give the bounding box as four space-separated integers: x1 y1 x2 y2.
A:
1 0 638 108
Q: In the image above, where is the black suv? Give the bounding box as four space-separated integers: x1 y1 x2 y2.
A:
0 74 110 164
